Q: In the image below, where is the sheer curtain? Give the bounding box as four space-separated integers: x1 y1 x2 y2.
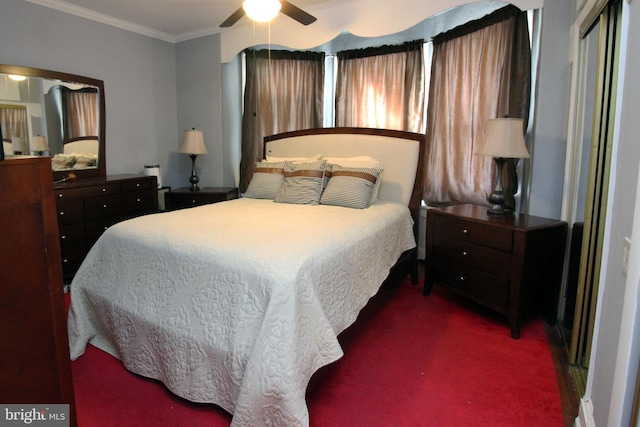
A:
239 49 325 192
335 40 425 133
63 88 99 140
423 6 531 208
0 106 28 141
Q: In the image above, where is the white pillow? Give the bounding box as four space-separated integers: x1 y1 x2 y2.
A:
322 156 381 168
265 154 322 163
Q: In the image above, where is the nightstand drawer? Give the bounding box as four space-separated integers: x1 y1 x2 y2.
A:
165 187 238 211
432 232 511 278
432 262 509 313
434 214 513 252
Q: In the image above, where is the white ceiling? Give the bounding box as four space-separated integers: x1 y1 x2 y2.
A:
25 0 342 42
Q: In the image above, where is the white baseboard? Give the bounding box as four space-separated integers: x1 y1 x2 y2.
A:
574 398 596 427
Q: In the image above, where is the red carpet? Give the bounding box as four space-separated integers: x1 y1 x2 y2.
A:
68 278 564 426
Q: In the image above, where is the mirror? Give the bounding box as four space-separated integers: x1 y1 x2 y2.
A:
0 64 105 181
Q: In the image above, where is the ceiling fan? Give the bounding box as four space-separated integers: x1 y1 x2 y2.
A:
220 0 317 27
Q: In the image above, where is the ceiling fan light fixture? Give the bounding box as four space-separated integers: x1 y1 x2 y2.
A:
242 0 281 23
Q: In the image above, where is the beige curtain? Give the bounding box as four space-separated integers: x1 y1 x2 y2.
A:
423 6 531 208
0 106 28 140
335 40 425 133
63 89 99 140
239 49 325 192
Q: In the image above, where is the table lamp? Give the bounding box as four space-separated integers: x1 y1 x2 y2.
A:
474 118 530 215
31 135 49 156
178 129 207 192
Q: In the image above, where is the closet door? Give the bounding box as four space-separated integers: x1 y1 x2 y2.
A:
562 0 623 394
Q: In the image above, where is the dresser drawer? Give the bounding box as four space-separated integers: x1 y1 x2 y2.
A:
120 178 153 192
432 232 511 278
122 190 155 213
85 217 120 243
56 200 84 225
434 214 513 252
432 261 510 313
60 245 87 276
84 193 131 219
58 223 85 248
55 182 119 200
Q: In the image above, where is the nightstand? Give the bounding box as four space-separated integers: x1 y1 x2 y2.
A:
164 187 238 211
424 204 567 339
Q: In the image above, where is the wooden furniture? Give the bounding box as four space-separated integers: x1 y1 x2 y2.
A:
0 157 77 426
424 204 567 339
0 64 106 183
55 174 158 280
165 187 238 211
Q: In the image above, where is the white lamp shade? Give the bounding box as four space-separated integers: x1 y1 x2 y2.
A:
12 137 28 152
31 135 49 152
243 0 282 22
179 129 208 155
475 118 530 159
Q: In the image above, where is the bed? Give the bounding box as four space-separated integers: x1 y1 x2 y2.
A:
67 127 425 426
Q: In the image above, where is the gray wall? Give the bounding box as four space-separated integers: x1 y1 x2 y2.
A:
0 0 180 187
175 34 226 189
527 0 573 219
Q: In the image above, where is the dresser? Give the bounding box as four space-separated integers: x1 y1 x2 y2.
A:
0 157 77 426
55 174 158 279
424 204 567 338
165 187 238 211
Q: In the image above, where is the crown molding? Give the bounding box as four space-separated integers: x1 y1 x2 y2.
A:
24 0 178 43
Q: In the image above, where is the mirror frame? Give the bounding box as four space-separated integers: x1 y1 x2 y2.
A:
0 64 106 181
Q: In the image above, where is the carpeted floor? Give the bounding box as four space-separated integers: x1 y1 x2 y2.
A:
69 277 564 426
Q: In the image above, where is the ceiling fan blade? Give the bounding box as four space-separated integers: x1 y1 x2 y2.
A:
220 6 245 27
280 1 317 25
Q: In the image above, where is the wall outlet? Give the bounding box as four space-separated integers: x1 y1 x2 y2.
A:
623 237 631 275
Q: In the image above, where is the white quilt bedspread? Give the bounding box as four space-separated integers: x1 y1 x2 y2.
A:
68 198 415 426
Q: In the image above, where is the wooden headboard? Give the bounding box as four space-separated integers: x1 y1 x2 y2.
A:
264 127 425 227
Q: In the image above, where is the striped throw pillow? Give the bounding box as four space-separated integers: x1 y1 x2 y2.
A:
320 165 383 209
274 159 327 205
244 161 285 199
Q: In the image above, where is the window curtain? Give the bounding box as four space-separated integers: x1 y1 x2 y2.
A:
335 40 425 133
62 88 99 140
239 49 325 193
423 6 531 209
0 106 28 141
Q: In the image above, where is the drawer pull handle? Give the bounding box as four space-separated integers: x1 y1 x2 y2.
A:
103 204 108 208
60 211 65 216
61 235 66 240
136 183 140 187
192 200 196 204
136 198 141 202
462 229 469 235
459 275 466 282
462 251 468 257
58 194 63 198
63 259 69 264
